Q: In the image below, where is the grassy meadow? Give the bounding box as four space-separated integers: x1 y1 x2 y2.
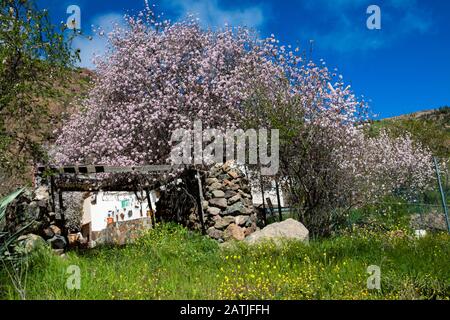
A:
1 223 448 300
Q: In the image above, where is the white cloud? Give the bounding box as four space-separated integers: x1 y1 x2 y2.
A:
163 0 265 29
73 1 266 69
72 13 126 69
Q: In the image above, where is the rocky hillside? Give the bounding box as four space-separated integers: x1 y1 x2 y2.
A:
371 107 450 158
0 68 93 196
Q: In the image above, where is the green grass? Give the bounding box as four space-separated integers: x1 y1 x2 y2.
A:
0 223 449 300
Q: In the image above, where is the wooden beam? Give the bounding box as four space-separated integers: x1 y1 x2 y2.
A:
145 189 156 227
37 164 181 176
275 178 283 222
196 170 206 235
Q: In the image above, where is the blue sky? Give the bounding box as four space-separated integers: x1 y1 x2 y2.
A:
37 0 450 118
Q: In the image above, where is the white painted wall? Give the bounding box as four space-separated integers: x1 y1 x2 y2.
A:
82 191 158 232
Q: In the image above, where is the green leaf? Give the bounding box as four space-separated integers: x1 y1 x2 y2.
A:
0 188 25 223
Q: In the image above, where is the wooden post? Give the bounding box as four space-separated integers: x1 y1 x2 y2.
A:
145 189 156 227
196 170 206 235
266 198 275 218
434 157 450 233
50 175 56 213
275 178 283 222
259 172 267 226
58 189 66 235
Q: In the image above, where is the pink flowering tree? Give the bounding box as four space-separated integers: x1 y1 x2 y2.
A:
243 57 433 235
52 4 280 167
53 4 434 235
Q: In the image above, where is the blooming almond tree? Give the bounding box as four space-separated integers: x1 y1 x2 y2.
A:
53 4 434 235
242 57 434 235
53 5 280 167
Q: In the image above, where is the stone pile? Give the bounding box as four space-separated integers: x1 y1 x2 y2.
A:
201 162 258 242
4 186 68 254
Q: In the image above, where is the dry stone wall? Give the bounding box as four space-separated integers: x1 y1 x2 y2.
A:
201 162 259 242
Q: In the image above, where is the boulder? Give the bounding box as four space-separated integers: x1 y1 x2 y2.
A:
223 224 245 241
218 174 230 180
17 234 47 253
245 219 309 245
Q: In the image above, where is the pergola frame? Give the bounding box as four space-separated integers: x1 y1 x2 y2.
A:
35 164 207 235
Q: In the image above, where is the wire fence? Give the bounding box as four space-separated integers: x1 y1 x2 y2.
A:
262 157 450 233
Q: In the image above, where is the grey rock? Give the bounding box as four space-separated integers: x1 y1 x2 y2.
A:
211 190 225 198
218 174 230 181
49 225 62 236
209 198 227 209
26 202 41 220
245 218 309 245
17 234 46 253
33 186 49 201
222 161 234 172
228 169 241 179
207 207 221 216
225 202 246 215
208 182 223 191
223 224 245 241
42 227 55 239
215 216 236 230
224 190 238 199
227 194 241 205
229 184 240 191
207 227 223 240
47 235 67 250
205 178 219 185
238 190 252 199
235 215 249 226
